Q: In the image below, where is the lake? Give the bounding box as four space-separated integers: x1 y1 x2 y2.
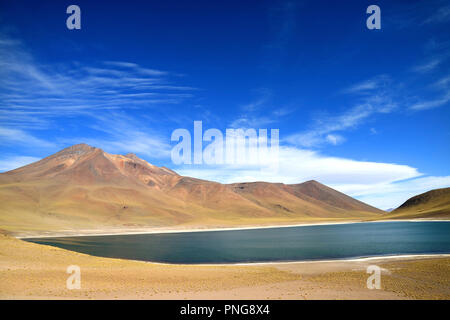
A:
25 221 450 264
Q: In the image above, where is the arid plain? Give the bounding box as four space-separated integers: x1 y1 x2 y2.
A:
1 233 449 299
1 144 449 299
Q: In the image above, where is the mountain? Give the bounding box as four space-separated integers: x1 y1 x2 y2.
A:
0 144 179 187
229 181 383 218
288 180 381 213
0 144 382 234
388 188 450 219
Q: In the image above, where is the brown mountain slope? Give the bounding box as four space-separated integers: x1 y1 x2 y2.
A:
229 181 382 218
288 180 383 213
0 144 383 234
1 144 179 188
387 188 450 219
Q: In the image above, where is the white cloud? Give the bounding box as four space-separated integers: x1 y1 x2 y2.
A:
344 79 380 94
410 93 450 111
412 59 441 73
64 113 172 160
176 146 420 184
229 116 276 129
0 127 55 148
0 156 40 172
285 103 374 147
342 75 390 94
240 90 270 112
174 146 425 208
423 5 450 24
0 33 196 152
338 176 450 210
325 134 345 145
175 145 450 210
103 61 168 76
434 76 450 89
228 88 287 129
286 75 399 148
0 33 196 131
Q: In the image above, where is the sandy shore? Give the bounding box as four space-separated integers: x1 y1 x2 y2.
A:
0 233 449 299
15 218 449 239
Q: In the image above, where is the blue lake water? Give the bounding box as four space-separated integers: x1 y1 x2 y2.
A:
25 221 450 264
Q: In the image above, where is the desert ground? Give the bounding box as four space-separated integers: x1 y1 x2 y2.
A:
1 232 448 300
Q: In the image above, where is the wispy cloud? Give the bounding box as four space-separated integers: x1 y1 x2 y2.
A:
240 88 271 112
410 74 450 111
337 175 450 210
229 88 292 129
0 127 55 148
410 93 450 111
229 116 277 129
0 34 195 130
0 33 196 151
102 61 169 76
389 1 450 28
285 104 373 147
325 134 345 146
0 155 41 172
423 4 450 24
286 76 398 148
412 58 442 73
262 1 298 69
343 75 390 94
433 75 450 89
63 112 172 160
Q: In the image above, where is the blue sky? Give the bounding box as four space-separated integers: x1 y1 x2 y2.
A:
0 0 449 209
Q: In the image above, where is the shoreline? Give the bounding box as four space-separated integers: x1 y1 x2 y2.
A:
221 253 450 266
16 218 449 239
123 252 450 267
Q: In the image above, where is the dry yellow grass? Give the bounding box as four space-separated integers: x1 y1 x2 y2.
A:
305 258 450 300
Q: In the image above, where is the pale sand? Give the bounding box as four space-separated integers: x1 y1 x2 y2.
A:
15 218 449 239
0 233 449 300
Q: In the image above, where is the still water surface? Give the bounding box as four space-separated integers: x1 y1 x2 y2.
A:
25 221 450 264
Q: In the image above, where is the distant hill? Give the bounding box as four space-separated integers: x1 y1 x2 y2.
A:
388 188 450 219
0 144 383 234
